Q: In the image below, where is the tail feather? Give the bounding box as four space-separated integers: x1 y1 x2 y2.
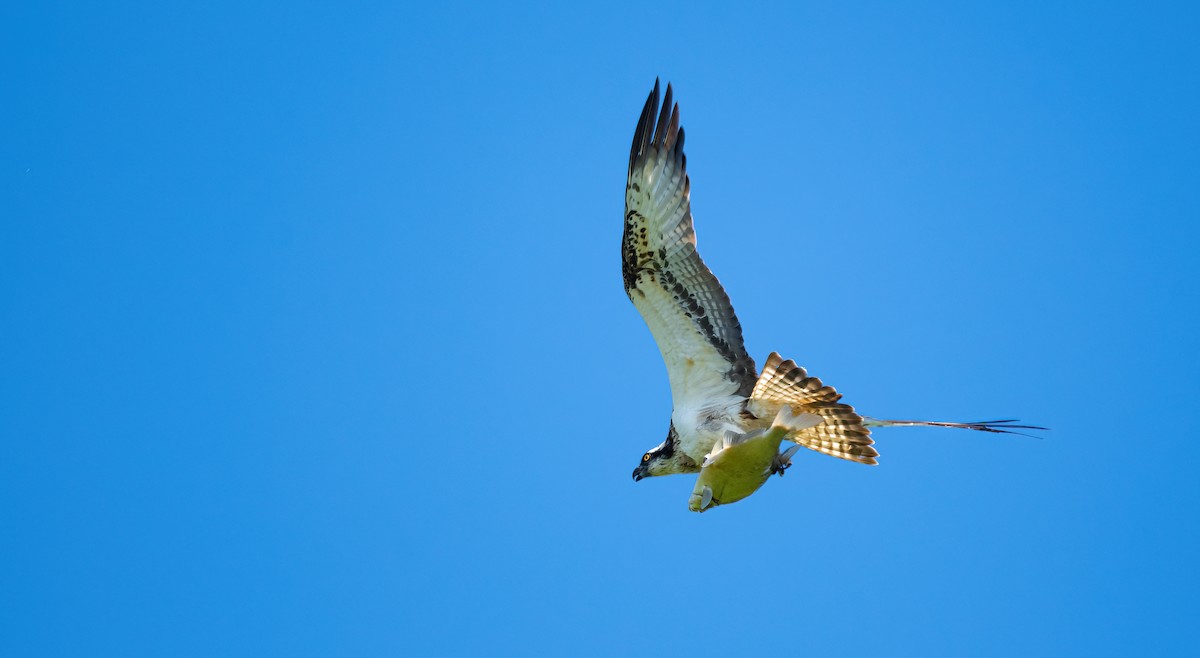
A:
750 352 842 405
749 352 878 465
796 402 879 464
748 352 1045 465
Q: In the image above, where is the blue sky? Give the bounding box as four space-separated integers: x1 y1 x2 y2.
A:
3 1 1198 655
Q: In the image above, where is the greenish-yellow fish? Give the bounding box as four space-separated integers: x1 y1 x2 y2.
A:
688 406 821 512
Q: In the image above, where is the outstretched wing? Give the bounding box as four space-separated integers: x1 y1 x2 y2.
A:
623 80 757 410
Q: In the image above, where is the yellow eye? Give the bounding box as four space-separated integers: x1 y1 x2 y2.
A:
642 454 651 462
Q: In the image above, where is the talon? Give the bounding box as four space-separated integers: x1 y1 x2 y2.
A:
772 445 802 477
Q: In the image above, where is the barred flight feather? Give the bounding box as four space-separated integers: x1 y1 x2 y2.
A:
623 79 758 419
748 352 878 465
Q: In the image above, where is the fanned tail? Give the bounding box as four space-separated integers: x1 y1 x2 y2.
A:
862 418 1046 438
748 352 878 465
749 353 1046 465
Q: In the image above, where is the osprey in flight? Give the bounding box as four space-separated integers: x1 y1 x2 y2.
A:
623 80 1040 512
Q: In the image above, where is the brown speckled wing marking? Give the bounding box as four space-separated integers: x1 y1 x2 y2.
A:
750 352 879 465
623 81 757 404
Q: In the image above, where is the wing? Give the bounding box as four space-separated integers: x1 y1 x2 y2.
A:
623 80 757 410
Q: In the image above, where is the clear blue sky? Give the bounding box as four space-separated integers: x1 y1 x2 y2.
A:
3 1 1198 656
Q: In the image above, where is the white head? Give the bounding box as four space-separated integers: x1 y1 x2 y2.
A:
631 423 700 480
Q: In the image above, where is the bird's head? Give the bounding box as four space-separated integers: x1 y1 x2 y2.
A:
632 423 698 480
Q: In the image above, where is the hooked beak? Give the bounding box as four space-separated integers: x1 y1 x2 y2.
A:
632 465 646 482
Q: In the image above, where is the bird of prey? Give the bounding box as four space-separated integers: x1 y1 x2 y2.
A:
623 80 1040 512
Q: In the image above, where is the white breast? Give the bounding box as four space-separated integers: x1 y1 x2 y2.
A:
671 394 750 464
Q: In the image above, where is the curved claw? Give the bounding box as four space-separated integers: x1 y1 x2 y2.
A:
771 444 803 477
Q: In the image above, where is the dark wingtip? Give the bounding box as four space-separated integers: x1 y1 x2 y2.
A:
628 79 661 175
629 79 688 174
655 83 673 148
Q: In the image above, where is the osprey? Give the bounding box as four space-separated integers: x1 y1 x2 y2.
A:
624 80 1040 512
